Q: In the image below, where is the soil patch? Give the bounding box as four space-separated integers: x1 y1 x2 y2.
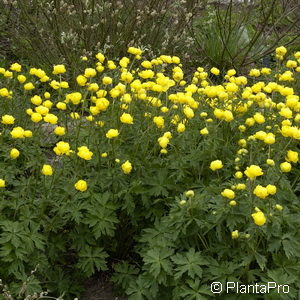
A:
82 273 127 300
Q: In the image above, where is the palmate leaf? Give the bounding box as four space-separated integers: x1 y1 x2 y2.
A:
267 269 297 286
282 239 300 259
143 248 173 283
0 221 28 248
174 279 212 300
126 275 158 300
143 168 174 197
77 245 108 277
112 261 139 290
171 248 206 280
85 192 119 239
254 251 267 270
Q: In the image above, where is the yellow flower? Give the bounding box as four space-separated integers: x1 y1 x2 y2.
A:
128 47 142 56
10 148 20 159
261 67 271 75
44 114 58 124
76 75 87 86
0 87 10 97
183 106 194 119
275 46 287 56
286 150 298 163
139 70 154 79
119 57 130 68
266 184 277 195
177 123 186 133
102 76 113 85
141 60 152 68
95 98 110 111
24 82 35 90
153 116 164 129
236 183 246 190
53 64 66 75
77 146 93 160
210 67 220 75
286 60 297 68
221 189 235 199
10 127 25 139
185 190 194 198
101 152 108 158
266 159 275 166
31 112 43 123
53 141 71 156
200 127 209 135
88 83 99 92
43 100 53 108
226 82 238 93
229 200 237 206
106 129 119 139
223 110 234 122
121 160 132 174
263 133 275 144
86 115 94 122
84 68 97 78
1 115 15 125
163 131 172 139
10 63 22 72
120 113 133 124
231 230 239 239
280 161 291 172
227 69 236 76
158 136 169 148
30 95 42 106
66 92 82 105
54 126 66 136
244 165 263 179
42 164 53 176
253 112 265 124
107 60 117 70
35 107 48 118
96 52 105 62
24 130 32 138
70 112 80 119
210 160 223 171
251 211 266 226
160 106 169 113
275 204 283 211
56 102 67 110
234 171 243 179
0 179 6 188
121 94 132 103
253 185 269 199
17 75 26 83
74 180 88 192
249 69 260 77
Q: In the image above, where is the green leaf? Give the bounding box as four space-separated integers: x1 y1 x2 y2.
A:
254 252 267 270
85 193 119 238
77 245 108 276
112 262 139 290
143 248 173 283
174 279 212 300
126 275 158 300
171 248 205 280
282 239 300 259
